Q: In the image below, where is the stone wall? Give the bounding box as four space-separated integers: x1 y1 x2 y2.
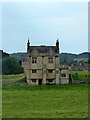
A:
22 40 69 85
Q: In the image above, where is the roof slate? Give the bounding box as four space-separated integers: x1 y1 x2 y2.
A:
29 46 58 53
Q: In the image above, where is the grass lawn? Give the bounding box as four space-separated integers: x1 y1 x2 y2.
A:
69 71 90 81
2 84 88 118
0 73 25 84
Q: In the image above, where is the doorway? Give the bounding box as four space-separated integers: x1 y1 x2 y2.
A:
38 79 42 85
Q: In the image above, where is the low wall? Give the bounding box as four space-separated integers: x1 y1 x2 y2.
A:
61 78 69 84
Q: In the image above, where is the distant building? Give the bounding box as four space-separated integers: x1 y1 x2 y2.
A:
22 39 69 85
69 63 90 71
73 58 88 62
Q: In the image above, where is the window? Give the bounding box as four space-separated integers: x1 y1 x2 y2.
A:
32 70 37 73
32 79 36 82
32 57 37 63
48 79 54 82
48 70 53 73
61 73 66 77
48 57 53 63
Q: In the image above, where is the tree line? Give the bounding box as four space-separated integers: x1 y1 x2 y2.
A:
0 51 23 75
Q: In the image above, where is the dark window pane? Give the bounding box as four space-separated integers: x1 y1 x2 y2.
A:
32 70 37 73
48 57 53 63
48 70 53 73
32 79 36 82
61 73 66 77
32 57 37 63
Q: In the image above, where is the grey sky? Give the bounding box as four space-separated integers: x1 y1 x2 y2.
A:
1 2 88 54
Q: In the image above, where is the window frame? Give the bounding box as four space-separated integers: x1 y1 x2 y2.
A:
32 57 37 63
48 69 53 73
32 69 37 73
32 79 36 82
61 73 66 77
48 57 53 63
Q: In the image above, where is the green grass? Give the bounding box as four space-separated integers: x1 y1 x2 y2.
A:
1 71 90 84
2 84 88 118
0 73 26 84
69 71 90 81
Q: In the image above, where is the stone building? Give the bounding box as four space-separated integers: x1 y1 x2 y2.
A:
22 39 69 85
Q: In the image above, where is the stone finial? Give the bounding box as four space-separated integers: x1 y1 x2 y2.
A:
56 39 59 53
28 38 30 45
27 38 30 52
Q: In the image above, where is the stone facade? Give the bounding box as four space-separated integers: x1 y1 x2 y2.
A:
22 39 69 85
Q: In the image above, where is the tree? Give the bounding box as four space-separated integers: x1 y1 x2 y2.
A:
2 56 24 75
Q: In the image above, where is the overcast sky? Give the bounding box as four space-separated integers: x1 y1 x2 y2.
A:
1 2 88 54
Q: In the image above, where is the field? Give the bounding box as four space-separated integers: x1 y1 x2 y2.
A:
69 71 89 81
2 84 88 118
1 71 89 118
0 73 26 84
1 71 90 84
